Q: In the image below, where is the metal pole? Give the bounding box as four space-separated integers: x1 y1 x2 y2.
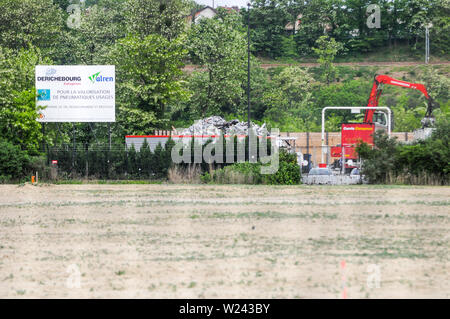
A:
85 143 88 179
427 27 430 63
427 27 429 64
247 2 251 132
425 26 429 64
108 122 111 178
42 123 49 165
321 108 325 163
72 123 76 170
108 122 112 152
306 131 310 167
425 27 427 64
41 123 45 153
426 27 428 64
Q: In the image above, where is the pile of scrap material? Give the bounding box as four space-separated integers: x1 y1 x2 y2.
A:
179 116 269 136
412 127 435 141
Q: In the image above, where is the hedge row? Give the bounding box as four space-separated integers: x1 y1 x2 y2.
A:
357 119 449 185
1 136 302 185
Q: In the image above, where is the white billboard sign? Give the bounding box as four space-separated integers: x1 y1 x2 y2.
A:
35 65 115 122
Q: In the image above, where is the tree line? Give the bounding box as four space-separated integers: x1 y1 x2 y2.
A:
244 0 449 59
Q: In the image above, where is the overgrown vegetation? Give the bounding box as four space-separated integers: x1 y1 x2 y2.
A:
203 150 301 185
0 139 30 182
357 119 449 185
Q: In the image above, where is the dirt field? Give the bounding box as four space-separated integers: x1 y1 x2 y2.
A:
0 183 448 298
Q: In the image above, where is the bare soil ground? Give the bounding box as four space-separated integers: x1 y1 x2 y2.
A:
0 184 448 298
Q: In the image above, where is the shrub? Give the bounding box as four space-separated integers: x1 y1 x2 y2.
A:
357 119 449 185
207 149 301 185
356 131 398 184
212 162 264 184
265 161 301 185
0 139 30 182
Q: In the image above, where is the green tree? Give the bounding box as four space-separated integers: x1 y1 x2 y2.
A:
293 0 338 55
0 46 50 155
0 0 65 59
186 13 247 117
0 138 31 182
391 105 424 132
244 0 290 58
403 0 435 50
243 58 271 121
109 34 189 134
313 36 345 84
263 67 316 131
356 130 399 183
428 0 450 55
70 0 127 64
419 67 450 103
126 0 190 40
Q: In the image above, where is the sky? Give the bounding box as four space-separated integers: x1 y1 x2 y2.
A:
195 0 249 8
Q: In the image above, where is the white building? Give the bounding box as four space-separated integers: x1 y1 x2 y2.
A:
186 6 217 26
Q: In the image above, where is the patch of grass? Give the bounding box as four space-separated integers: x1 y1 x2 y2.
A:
53 180 84 184
3 274 13 281
53 180 163 185
188 281 196 288
115 270 125 276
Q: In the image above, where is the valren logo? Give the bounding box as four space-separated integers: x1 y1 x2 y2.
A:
89 71 114 83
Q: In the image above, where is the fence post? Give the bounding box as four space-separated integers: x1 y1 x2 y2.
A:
72 123 76 171
306 131 310 157
312 146 316 168
125 141 128 178
85 143 89 179
108 123 111 179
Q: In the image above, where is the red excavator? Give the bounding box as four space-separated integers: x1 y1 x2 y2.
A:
330 74 438 172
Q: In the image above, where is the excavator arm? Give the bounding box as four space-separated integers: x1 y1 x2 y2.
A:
364 74 438 127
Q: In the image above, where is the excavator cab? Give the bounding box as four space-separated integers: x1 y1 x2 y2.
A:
373 111 388 127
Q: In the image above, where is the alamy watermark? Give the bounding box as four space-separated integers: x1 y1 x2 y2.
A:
66 1 83 29
66 264 81 289
367 4 381 29
366 264 381 289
